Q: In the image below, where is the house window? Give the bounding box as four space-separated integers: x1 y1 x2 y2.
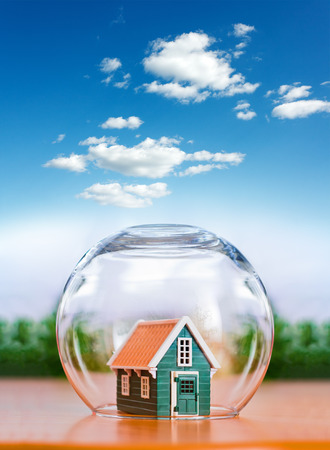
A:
141 376 150 399
177 337 192 366
121 374 129 396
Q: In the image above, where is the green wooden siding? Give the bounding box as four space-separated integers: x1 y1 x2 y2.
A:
157 326 211 416
117 369 157 415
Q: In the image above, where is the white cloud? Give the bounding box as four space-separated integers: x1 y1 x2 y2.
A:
272 99 330 119
185 150 245 164
265 89 275 98
99 57 122 73
237 110 257 120
211 152 245 164
233 23 255 37
43 154 87 172
179 164 216 176
278 84 312 102
223 82 260 96
187 140 194 144
99 57 122 85
114 73 131 89
45 136 245 179
233 50 244 59
143 81 210 103
185 150 213 161
79 136 117 146
101 75 113 85
52 134 66 144
77 182 170 208
185 150 245 166
100 116 143 129
236 42 247 49
89 137 185 178
234 100 256 120
142 31 260 103
124 182 170 198
321 81 330 86
234 101 250 110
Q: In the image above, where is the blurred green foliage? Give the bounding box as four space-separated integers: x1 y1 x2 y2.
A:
266 315 330 379
0 313 64 376
0 313 329 378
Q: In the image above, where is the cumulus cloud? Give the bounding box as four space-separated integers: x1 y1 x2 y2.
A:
79 136 117 146
185 150 245 164
101 76 113 86
234 100 256 120
179 164 221 177
233 23 255 37
114 73 131 89
236 42 247 49
236 110 257 120
143 81 210 103
52 134 66 144
89 137 185 178
100 116 143 129
267 83 312 102
265 89 275 98
99 57 122 85
44 136 245 179
234 101 251 110
43 154 87 172
142 31 260 103
233 50 244 59
99 57 122 73
278 84 312 102
272 100 330 119
77 182 170 208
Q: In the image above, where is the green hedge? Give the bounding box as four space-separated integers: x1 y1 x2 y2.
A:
0 313 329 378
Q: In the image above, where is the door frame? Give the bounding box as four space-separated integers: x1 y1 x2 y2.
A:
170 371 199 417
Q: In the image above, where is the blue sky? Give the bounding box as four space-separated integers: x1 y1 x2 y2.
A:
1 1 329 321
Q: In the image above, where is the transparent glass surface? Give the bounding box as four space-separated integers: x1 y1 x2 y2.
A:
57 224 274 419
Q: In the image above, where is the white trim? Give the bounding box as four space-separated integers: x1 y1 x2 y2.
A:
141 376 150 399
177 337 192 366
210 368 217 378
149 368 157 379
108 316 220 374
170 371 199 417
121 374 129 396
148 319 185 369
149 316 221 370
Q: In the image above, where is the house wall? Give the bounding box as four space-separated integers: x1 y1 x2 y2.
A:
116 369 157 415
157 326 211 416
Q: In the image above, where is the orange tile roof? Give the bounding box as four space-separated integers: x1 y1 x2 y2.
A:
110 319 180 369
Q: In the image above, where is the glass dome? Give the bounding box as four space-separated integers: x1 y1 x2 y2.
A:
57 224 273 419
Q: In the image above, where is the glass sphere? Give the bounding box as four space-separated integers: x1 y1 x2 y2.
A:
57 224 273 419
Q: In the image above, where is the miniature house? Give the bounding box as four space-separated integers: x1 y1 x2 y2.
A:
107 316 220 417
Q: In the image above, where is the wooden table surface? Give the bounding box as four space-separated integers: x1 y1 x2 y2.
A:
0 379 330 449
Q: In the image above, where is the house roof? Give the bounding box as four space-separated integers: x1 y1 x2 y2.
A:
107 316 220 371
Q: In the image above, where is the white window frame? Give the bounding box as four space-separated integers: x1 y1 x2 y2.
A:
177 337 192 367
141 376 150 399
121 374 129 396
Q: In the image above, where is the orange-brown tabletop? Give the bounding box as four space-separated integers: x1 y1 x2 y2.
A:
0 379 330 449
